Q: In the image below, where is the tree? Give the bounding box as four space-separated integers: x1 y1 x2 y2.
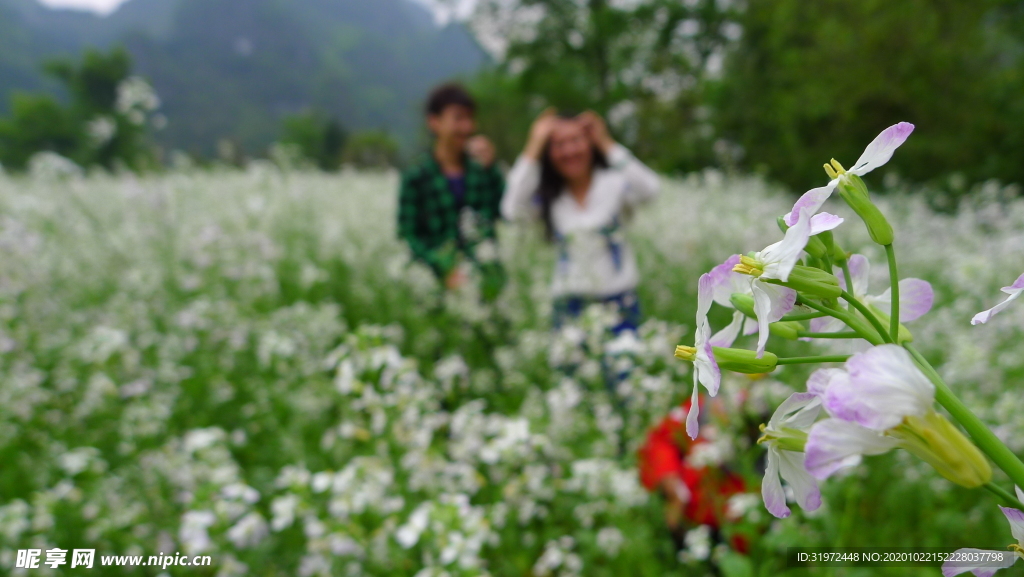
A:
469 0 739 172
278 111 347 171
714 0 1024 193
0 46 159 171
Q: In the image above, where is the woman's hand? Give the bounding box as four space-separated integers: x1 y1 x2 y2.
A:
578 110 615 155
523 108 558 160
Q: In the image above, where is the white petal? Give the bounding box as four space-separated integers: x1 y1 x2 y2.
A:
751 280 797 358
759 208 813 282
972 289 1024 325
941 548 1017 577
804 418 898 480
710 310 745 348
696 272 715 325
694 322 721 396
825 345 935 431
1016 485 1024 504
850 122 915 176
761 449 789 518
767 392 822 431
685 376 701 440
777 449 821 512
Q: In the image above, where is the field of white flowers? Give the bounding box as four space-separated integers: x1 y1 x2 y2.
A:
1 163 1022 577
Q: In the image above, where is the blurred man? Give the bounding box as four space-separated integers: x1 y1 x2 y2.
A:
397 83 505 299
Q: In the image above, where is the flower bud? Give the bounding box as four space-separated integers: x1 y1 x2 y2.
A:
712 347 778 374
836 174 894 246
764 265 843 299
889 411 992 488
769 321 803 340
831 240 849 265
729 293 757 319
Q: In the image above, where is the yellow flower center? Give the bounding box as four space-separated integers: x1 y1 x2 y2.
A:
674 345 696 362
733 255 763 277
823 158 847 180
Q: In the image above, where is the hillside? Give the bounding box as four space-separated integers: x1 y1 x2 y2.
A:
0 0 488 156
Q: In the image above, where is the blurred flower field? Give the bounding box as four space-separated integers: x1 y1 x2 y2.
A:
1 164 1023 576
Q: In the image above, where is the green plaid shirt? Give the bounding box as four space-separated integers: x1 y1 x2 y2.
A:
397 153 504 278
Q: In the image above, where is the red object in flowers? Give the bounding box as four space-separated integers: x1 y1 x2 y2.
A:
638 397 749 551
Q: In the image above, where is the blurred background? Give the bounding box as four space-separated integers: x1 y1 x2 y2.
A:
3 0 1024 199
2 1 1024 577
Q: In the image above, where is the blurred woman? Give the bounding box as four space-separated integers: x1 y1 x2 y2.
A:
501 109 660 334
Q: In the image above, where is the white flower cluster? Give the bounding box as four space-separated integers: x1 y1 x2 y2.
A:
0 165 1021 574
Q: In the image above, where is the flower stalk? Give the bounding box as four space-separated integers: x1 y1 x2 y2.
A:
885 243 900 343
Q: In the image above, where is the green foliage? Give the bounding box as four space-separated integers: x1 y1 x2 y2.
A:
341 130 400 168
0 94 77 168
0 46 157 171
714 0 1024 193
470 0 736 172
279 111 346 171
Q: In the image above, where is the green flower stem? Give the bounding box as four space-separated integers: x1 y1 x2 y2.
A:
905 344 1024 491
839 261 855 295
798 297 884 346
840 290 894 344
984 482 1024 510
885 243 900 343
781 311 827 322
797 331 861 339
776 355 852 365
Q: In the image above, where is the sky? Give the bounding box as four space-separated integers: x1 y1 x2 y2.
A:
35 0 477 20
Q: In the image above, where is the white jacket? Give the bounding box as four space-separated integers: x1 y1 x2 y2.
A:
501 144 660 298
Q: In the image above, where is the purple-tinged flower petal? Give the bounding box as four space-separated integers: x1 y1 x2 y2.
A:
1001 506 1024 544
809 213 844 235
824 345 934 431
843 254 870 297
777 450 821 512
805 418 898 480
972 273 1024 325
751 280 797 358
694 274 721 396
762 449 789 518
760 208 814 282
850 122 915 176
1011 273 1024 291
696 272 715 322
685 375 701 440
695 332 720 396
941 549 1017 577
708 255 748 308
809 315 847 335
806 368 846 398
784 184 837 227
873 279 935 322
710 310 745 348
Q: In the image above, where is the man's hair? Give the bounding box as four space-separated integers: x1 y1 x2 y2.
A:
425 83 476 116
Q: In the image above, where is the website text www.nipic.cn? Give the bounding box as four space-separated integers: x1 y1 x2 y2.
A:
16 549 213 570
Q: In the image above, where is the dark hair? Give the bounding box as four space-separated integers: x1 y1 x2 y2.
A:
425 83 476 116
537 115 608 242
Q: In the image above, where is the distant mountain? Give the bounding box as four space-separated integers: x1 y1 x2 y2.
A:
0 0 488 156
